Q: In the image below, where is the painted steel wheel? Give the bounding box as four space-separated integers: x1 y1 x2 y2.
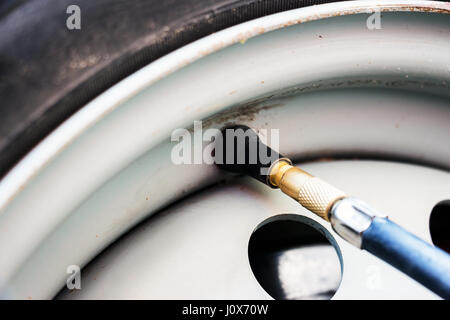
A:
0 1 449 299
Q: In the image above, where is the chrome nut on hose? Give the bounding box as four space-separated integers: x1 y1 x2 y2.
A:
329 197 385 248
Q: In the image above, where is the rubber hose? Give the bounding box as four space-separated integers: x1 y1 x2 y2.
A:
362 217 450 299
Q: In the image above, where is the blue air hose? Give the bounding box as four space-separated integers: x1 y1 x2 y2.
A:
361 217 450 299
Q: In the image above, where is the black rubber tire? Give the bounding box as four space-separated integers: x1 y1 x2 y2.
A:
0 0 337 178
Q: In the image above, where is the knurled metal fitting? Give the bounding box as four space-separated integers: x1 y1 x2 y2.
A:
269 161 347 221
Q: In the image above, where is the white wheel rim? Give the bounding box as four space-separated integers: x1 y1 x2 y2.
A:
0 1 448 299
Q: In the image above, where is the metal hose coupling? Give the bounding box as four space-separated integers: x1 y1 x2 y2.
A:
268 159 347 222
269 160 385 248
329 197 385 248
